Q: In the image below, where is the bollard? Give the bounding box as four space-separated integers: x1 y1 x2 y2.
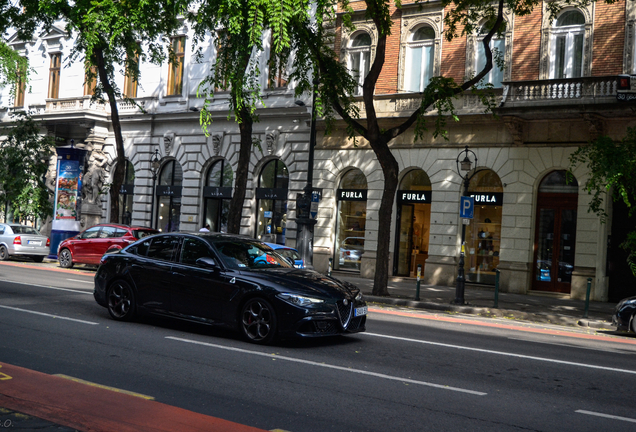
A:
327 258 332 277
415 264 422 301
494 269 500 309
583 277 592 318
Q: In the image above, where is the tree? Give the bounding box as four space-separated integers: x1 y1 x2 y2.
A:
0 112 55 223
31 0 189 223
569 128 636 276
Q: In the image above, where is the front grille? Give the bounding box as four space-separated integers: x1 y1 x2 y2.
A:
336 300 353 328
347 316 365 331
297 320 339 335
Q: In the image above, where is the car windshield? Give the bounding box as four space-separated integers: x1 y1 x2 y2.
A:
276 249 301 261
11 226 40 235
214 240 293 270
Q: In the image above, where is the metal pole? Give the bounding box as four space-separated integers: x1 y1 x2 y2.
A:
149 173 156 229
583 277 592 318
328 257 332 277
453 177 470 305
415 264 422 301
494 268 500 308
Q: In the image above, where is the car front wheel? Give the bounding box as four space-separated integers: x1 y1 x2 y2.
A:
58 248 74 268
631 313 636 334
107 281 136 321
0 245 8 261
240 298 277 344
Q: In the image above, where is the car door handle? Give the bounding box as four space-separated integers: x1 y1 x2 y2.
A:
171 271 185 277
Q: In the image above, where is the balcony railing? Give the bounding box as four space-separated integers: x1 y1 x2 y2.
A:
45 96 106 112
501 76 618 108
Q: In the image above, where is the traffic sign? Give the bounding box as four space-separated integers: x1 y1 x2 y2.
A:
310 191 320 219
460 196 474 219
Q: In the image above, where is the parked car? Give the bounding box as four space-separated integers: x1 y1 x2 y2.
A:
612 296 636 333
265 242 304 268
94 233 367 344
58 224 158 268
338 237 365 269
0 223 50 262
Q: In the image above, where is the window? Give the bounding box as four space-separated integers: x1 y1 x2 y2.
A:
550 10 585 79
405 26 435 92
167 36 185 96
180 237 214 266
15 58 26 107
348 33 372 96
48 53 61 99
475 22 505 88
146 235 179 261
81 227 101 239
123 53 139 98
267 35 288 89
84 65 97 96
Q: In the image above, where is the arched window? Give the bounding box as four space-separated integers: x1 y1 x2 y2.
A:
156 160 183 232
348 33 372 96
405 26 435 92
551 10 585 79
203 159 233 233
335 169 368 272
475 21 506 88
255 159 289 244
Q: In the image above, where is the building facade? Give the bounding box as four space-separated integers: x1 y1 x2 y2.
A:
2 1 636 303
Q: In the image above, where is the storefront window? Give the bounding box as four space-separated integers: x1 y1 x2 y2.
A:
156 160 183 232
255 159 288 244
465 170 503 285
203 159 233 232
335 169 367 271
394 169 432 276
119 160 135 225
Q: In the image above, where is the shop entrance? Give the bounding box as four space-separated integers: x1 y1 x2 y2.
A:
334 169 367 272
532 171 578 293
394 170 431 277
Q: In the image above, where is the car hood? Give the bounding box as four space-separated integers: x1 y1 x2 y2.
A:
243 268 359 299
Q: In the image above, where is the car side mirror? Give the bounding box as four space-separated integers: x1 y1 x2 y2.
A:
196 257 218 268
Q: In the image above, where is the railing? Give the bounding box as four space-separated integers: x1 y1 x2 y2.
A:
501 76 618 107
45 96 106 112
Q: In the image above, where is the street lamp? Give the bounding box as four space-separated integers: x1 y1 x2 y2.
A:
149 149 160 228
453 145 478 305
294 78 319 269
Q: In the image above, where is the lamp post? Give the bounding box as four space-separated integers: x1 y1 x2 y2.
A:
453 146 478 305
294 78 319 269
149 149 160 228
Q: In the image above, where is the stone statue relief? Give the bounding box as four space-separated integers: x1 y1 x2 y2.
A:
82 150 108 205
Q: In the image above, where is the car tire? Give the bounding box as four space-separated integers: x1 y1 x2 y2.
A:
631 313 636 334
240 297 277 344
31 256 45 263
58 248 74 268
0 245 8 261
107 280 136 322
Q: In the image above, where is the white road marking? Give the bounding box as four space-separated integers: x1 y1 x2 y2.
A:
0 279 92 294
0 304 98 325
363 333 636 375
576 410 636 423
66 279 94 284
166 336 486 396
507 337 635 354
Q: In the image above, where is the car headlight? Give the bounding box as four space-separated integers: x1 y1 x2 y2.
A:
355 291 363 301
276 293 324 307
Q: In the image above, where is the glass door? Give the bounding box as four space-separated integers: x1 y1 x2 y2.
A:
396 204 413 276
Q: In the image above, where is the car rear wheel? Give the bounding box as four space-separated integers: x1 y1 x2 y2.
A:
58 248 73 268
107 281 136 321
240 298 277 344
31 256 44 263
0 245 8 261
631 313 636 334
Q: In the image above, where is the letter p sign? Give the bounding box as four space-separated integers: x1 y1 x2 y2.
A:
460 196 474 219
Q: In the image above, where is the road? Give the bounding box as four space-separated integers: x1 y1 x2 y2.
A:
1 262 635 431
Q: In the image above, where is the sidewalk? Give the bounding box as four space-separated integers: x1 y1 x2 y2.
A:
331 271 616 330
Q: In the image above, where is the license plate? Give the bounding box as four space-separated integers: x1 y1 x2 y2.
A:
354 306 368 317
27 240 41 245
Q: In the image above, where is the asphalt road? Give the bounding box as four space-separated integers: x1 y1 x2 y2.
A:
1 262 635 432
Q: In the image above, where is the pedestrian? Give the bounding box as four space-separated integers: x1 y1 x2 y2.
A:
199 224 210 232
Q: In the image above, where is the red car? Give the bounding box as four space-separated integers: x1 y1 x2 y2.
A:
57 224 158 268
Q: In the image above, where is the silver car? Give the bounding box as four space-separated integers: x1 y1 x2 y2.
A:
0 223 50 262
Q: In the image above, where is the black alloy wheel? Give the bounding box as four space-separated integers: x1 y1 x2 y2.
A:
240 298 277 344
58 248 74 268
107 280 136 321
0 245 8 261
631 313 636 334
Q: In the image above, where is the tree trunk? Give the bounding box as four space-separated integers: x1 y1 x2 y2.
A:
227 104 253 234
95 47 125 224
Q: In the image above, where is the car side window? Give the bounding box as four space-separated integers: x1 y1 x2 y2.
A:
180 237 214 266
81 227 101 239
146 235 179 261
113 228 127 238
0 227 4 235
100 226 117 238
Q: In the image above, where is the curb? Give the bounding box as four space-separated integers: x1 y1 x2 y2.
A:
364 295 613 330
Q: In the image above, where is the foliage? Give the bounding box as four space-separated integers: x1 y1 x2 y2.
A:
0 113 55 223
570 128 636 275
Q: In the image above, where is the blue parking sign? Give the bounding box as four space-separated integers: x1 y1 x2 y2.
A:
460 196 474 219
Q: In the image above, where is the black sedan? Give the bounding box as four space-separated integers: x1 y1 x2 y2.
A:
94 233 367 344
612 296 636 333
